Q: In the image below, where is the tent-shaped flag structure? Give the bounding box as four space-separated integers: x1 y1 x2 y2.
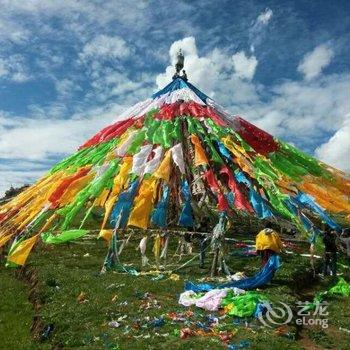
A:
1 65 350 267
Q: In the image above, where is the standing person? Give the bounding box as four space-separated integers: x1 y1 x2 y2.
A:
339 228 350 260
323 226 338 277
256 222 283 266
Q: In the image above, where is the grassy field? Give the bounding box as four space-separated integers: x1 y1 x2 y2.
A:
1 235 350 350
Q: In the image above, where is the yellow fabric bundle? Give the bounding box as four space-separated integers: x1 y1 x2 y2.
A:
255 229 283 253
12 172 67 228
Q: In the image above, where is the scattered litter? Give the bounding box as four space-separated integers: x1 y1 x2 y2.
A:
329 277 350 296
138 293 161 310
228 340 251 349
169 273 180 281
151 274 164 281
77 291 88 303
167 310 193 322
108 321 121 328
107 283 125 290
41 324 54 341
151 317 165 327
218 331 234 343
339 327 350 333
180 287 268 318
180 327 192 339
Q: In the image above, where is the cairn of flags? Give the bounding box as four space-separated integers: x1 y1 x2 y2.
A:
0 58 350 269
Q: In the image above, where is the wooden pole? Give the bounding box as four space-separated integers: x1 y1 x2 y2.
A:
211 249 219 277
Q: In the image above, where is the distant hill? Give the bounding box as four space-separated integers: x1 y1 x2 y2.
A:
0 184 30 203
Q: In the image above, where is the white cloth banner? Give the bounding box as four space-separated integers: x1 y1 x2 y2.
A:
171 143 186 174
144 146 163 174
114 130 137 157
115 98 153 123
131 144 153 175
166 87 206 105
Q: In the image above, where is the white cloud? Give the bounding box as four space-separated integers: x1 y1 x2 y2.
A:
86 68 154 104
249 8 273 51
298 44 334 80
55 78 82 97
233 73 350 150
0 103 126 161
0 54 30 82
156 37 220 95
0 16 30 44
0 59 7 77
315 118 350 171
156 37 259 98
79 35 130 62
232 51 258 80
0 159 51 198
257 8 273 25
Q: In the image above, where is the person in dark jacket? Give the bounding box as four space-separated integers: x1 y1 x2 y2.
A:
339 228 350 259
323 226 337 277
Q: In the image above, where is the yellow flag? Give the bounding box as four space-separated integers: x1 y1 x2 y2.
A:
17 202 48 231
101 196 117 230
153 150 171 182
112 157 132 195
300 180 350 214
93 188 110 207
38 213 58 234
152 234 161 264
0 233 14 248
128 178 158 229
98 158 133 231
98 229 113 242
7 234 39 266
58 173 94 207
222 136 253 175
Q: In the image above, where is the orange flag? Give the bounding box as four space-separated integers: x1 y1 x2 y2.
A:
190 135 209 166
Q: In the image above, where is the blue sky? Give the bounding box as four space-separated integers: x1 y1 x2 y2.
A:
0 0 350 195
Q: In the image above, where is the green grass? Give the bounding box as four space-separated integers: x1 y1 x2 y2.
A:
0 267 49 349
1 236 350 349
